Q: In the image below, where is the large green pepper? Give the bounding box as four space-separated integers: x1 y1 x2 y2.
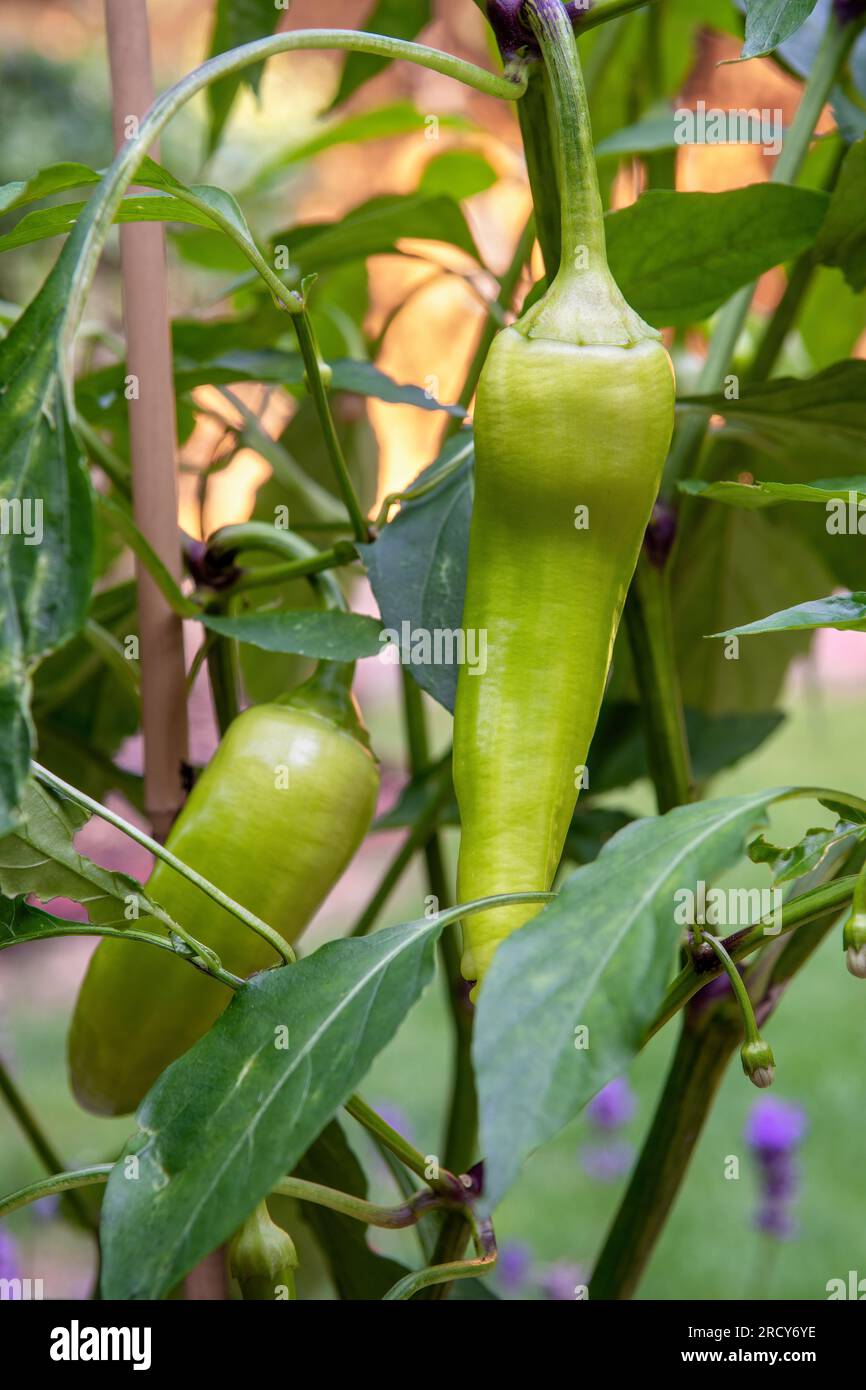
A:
69 667 379 1115
454 0 676 990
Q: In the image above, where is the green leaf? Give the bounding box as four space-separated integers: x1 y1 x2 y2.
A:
0 242 94 832
679 362 866 470
671 506 834 712
606 185 829 326
200 610 385 661
0 197 200 253
815 137 866 291
279 192 481 274
331 0 431 108
0 780 147 925
99 914 444 1299
475 790 787 1210
0 161 101 214
419 149 498 200
0 894 79 950
711 591 866 637
741 0 819 60
358 433 474 713
205 0 282 155
248 103 473 190
595 107 679 157
680 475 866 509
290 1120 409 1300
749 820 866 883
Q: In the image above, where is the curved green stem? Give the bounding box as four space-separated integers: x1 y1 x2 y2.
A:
702 932 761 1044
291 312 369 544
271 1174 458 1229
375 438 473 528
0 917 242 988
0 1067 99 1232
0 1165 114 1222
523 0 606 273
208 522 353 607
61 30 527 375
345 1094 463 1198
31 761 295 966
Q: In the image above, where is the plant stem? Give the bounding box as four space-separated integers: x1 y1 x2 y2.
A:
664 9 858 488
271 1173 457 1228
291 311 370 543
31 761 295 965
453 214 537 414
344 1095 462 1198
578 0 660 31
0 917 243 988
588 1010 740 1300
62 31 528 369
624 557 693 813
349 764 454 937
205 599 241 737
375 437 474 528
228 544 356 596
386 1220 495 1300
650 873 857 1036
0 1165 113 1223
524 0 607 271
0 1066 99 1231
518 63 561 275
400 673 478 1177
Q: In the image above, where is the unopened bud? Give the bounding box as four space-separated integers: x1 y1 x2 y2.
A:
228 1201 298 1301
741 1038 775 1089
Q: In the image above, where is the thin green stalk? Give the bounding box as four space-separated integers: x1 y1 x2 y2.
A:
291 310 369 543
400 673 477 1177
61 30 527 373
375 437 473 528
386 1228 495 1301
271 1174 458 1229
453 214 536 414
589 1010 741 1300
0 917 242 988
703 931 762 1045
579 0 659 30
0 1067 99 1231
345 1095 462 1198
524 0 607 271
416 1209 476 1301
349 765 454 937
207 521 349 610
665 8 858 488
518 63 561 275
0 1165 113 1223
205 600 241 737
624 557 693 813
31 761 295 966
228 544 355 596
650 873 857 1035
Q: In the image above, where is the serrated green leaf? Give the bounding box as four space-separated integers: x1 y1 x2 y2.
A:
749 819 866 882
99 914 444 1298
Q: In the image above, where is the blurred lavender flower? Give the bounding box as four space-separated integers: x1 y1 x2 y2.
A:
0 1232 20 1282
580 1140 634 1183
497 1240 533 1294
745 1097 807 1241
540 1260 587 1301
587 1077 635 1130
374 1103 413 1143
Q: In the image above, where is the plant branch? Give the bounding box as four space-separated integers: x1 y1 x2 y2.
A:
31 761 295 965
0 1067 99 1231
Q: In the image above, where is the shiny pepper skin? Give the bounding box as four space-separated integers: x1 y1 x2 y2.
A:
69 701 380 1115
454 327 675 990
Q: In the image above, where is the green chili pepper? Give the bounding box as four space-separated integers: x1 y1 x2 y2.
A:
453 0 676 991
68 663 380 1115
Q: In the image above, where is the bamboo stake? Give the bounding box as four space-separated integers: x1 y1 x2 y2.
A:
104 0 189 841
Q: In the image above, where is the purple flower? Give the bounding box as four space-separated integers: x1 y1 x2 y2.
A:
0 1233 20 1282
540 1260 587 1301
835 0 866 25
587 1077 635 1130
580 1140 634 1183
745 1097 807 1155
497 1241 533 1293
745 1097 807 1243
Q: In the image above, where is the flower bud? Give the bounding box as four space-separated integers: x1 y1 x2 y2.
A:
741 1038 776 1089
843 912 866 978
228 1202 298 1301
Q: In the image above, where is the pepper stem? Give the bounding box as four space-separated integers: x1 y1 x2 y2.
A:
518 0 655 345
